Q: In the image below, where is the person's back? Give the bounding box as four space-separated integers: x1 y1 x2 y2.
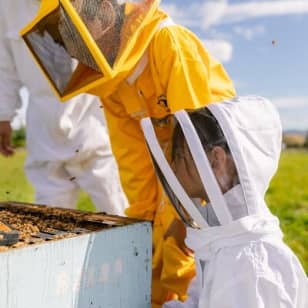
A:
0 0 127 214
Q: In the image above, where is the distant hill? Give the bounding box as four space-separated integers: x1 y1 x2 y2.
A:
283 131 307 148
283 130 307 136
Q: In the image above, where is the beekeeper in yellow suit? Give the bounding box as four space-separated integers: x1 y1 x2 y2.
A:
21 1 236 306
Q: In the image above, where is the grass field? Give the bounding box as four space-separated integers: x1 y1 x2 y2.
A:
265 150 308 272
0 149 307 272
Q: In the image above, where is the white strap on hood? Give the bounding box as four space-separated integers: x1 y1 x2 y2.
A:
141 117 209 228
175 110 233 226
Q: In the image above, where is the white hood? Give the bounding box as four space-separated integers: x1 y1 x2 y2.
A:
185 96 284 257
142 95 284 250
142 95 282 226
208 95 282 217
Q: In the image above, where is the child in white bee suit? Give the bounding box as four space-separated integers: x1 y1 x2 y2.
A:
140 96 308 308
0 0 127 214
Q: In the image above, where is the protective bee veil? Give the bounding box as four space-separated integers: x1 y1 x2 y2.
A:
141 102 251 230
21 0 160 99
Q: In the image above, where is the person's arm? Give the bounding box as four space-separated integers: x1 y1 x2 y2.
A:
149 25 236 112
164 218 194 257
0 121 14 156
0 16 23 156
103 94 163 220
163 276 200 308
206 270 297 308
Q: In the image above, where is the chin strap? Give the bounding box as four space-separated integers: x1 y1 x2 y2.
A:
175 110 233 226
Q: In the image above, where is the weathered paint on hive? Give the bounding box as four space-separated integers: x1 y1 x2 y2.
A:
0 222 152 308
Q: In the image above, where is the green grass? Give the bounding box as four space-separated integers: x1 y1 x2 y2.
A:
0 150 34 203
1 149 307 272
0 150 94 211
266 150 308 272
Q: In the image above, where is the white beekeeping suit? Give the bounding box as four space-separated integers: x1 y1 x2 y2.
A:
141 96 308 308
0 0 127 214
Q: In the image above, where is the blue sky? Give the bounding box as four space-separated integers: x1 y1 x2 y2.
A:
13 0 308 131
162 0 308 131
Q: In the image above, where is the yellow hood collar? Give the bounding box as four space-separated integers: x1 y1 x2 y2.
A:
88 6 168 99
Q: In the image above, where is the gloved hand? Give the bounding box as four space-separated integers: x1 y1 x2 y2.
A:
164 218 194 257
27 31 74 92
0 121 14 157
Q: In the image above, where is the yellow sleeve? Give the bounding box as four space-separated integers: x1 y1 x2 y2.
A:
149 25 236 112
103 95 162 221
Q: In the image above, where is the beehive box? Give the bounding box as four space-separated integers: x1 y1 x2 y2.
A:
0 202 152 308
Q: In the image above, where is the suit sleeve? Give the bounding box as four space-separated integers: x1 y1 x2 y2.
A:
163 277 200 308
103 94 163 220
207 271 297 308
0 16 23 121
149 25 236 113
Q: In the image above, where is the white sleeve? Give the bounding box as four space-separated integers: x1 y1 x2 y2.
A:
0 16 23 121
206 269 300 308
163 277 199 308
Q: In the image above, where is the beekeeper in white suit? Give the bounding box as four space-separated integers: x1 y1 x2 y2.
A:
0 0 127 214
141 96 308 308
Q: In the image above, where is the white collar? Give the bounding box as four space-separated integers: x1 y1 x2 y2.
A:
197 185 248 227
186 185 282 261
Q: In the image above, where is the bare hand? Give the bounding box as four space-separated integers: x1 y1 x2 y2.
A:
0 121 14 156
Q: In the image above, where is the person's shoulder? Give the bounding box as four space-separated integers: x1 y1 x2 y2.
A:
150 24 202 53
152 23 197 45
149 23 204 63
